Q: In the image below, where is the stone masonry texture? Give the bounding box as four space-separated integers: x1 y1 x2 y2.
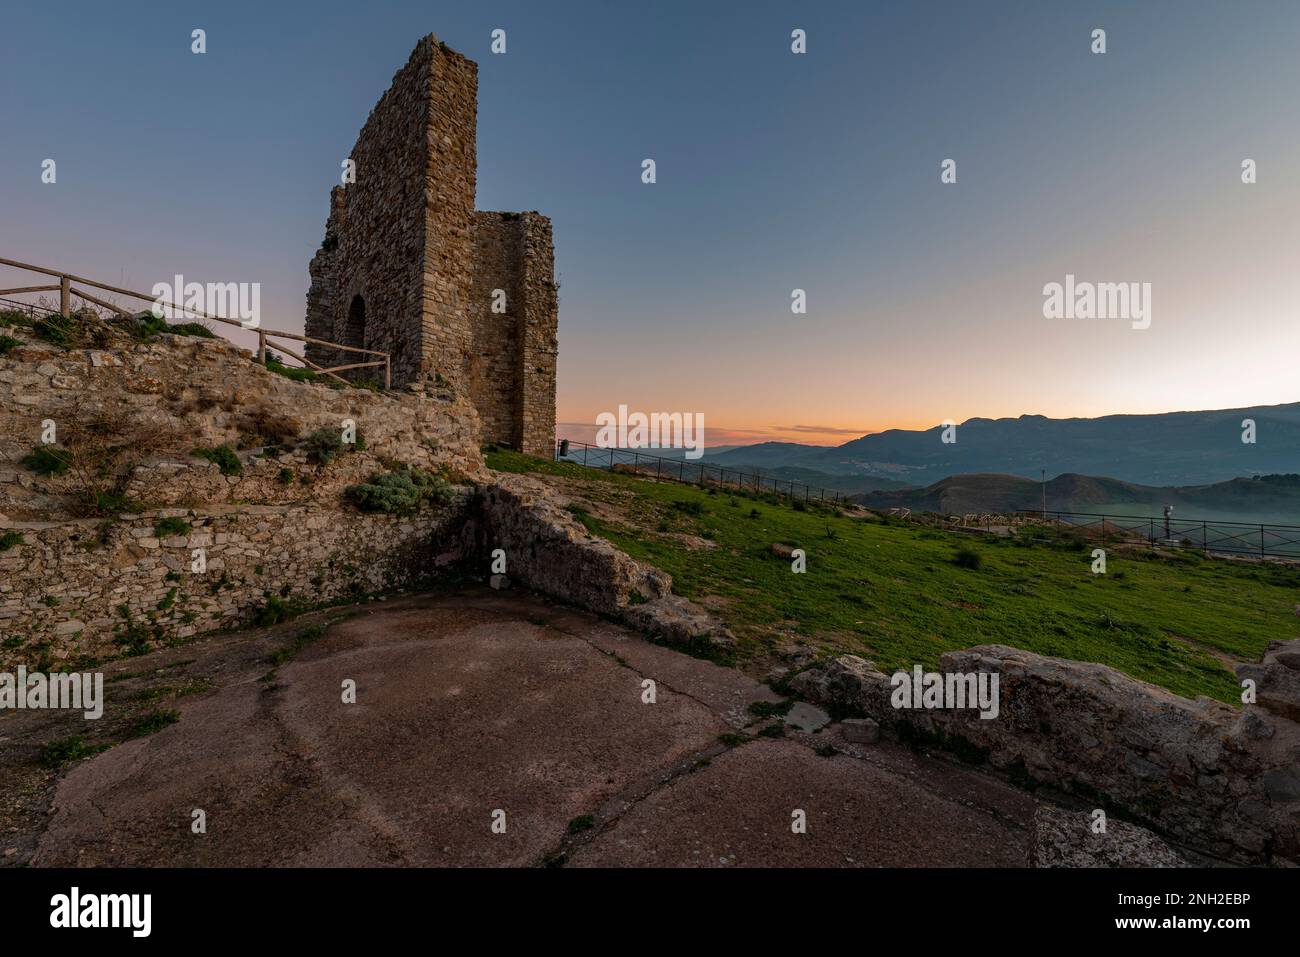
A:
305 34 558 456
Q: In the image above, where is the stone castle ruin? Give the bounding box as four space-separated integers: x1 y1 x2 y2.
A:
304 35 557 456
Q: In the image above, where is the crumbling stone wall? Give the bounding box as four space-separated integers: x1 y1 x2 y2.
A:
468 212 558 455
463 474 735 651
305 34 557 456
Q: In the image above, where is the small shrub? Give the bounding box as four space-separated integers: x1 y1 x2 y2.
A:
40 734 110 767
0 531 23 551
277 468 295 484
672 500 705 517
168 321 216 338
0 308 31 326
153 517 192 538
21 445 72 476
255 595 308 628
954 546 983 570
192 444 242 475
84 490 143 515
0 334 19 354
132 313 215 340
303 427 355 464
344 467 453 514
32 314 79 347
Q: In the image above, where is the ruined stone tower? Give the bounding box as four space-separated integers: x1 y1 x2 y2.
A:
305 34 558 456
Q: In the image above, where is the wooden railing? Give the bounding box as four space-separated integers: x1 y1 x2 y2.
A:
0 255 390 388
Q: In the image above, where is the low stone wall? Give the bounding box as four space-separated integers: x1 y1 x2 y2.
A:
791 645 1300 864
466 475 734 650
0 496 470 670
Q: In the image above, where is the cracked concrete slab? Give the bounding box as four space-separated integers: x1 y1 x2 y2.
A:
567 737 1032 867
18 587 1178 868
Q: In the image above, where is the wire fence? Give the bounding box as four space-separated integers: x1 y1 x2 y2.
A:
0 295 57 320
552 442 1300 560
555 440 852 505
1015 509 1300 559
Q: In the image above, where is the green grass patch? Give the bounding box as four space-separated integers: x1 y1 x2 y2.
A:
40 734 110 767
192 444 241 475
153 517 192 538
21 445 71 476
133 313 216 340
486 448 1298 703
264 356 319 383
266 623 325 670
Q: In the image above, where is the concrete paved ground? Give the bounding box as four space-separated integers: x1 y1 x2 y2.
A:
15 588 1177 867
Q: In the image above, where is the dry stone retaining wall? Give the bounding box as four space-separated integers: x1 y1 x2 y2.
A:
0 499 469 670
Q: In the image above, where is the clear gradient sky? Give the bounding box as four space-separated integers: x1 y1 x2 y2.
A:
3 0 1298 447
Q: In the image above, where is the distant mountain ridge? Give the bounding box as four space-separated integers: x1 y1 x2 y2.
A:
705 402 1300 489
856 472 1300 524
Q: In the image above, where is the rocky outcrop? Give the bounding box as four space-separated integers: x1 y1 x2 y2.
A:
791 644 1300 864
0 332 487 521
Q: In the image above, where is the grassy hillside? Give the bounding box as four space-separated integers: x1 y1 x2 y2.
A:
488 449 1300 703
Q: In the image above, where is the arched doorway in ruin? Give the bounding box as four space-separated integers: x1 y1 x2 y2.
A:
342 293 366 351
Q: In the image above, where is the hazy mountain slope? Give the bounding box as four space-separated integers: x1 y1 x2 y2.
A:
708 403 1300 487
